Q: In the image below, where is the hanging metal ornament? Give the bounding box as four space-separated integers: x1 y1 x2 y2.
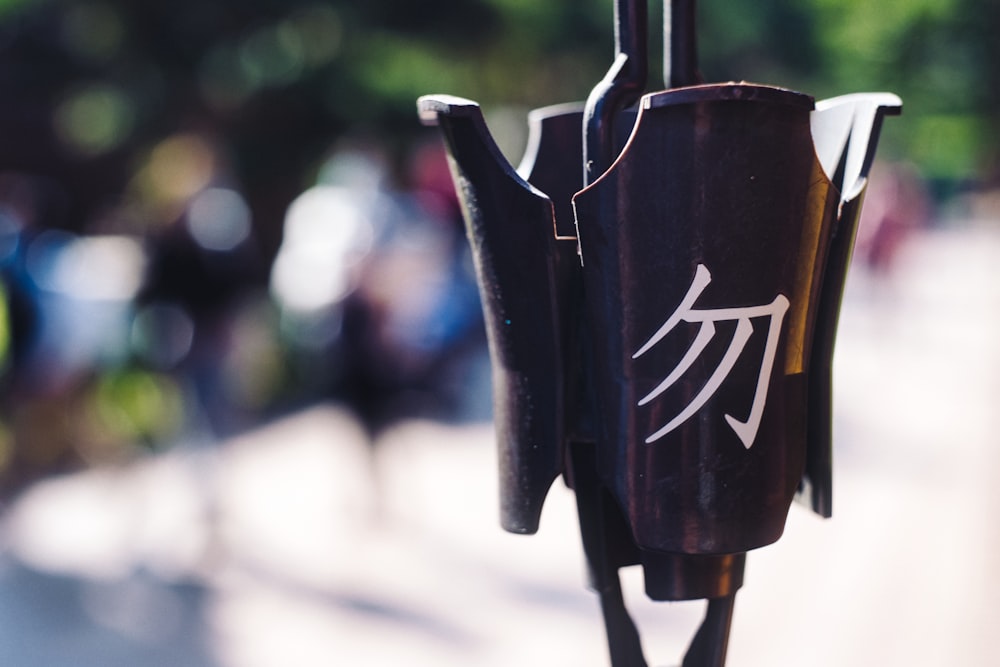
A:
418 1 900 664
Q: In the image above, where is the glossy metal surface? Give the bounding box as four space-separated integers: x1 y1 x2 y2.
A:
574 83 833 555
583 0 647 185
418 1 900 664
803 93 902 517
417 96 564 535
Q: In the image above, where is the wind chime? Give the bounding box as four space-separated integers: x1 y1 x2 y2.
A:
418 1 900 664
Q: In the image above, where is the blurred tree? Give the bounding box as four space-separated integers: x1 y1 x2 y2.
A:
696 0 998 188
0 0 992 258
0 0 616 260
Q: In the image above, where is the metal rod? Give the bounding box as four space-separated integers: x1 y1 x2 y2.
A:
615 0 648 71
681 594 737 667
570 441 649 667
583 0 648 185
599 575 649 667
665 0 701 88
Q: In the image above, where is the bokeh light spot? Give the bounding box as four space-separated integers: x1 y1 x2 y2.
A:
54 84 134 156
186 187 252 252
131 303 195 370
136 134 216 212
239 24 305 88
270 185 374 314
92 370 184 444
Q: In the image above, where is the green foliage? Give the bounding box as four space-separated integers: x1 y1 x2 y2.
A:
0 0 992 201
675 0 993 183
401 0 991 185
91 370 185 445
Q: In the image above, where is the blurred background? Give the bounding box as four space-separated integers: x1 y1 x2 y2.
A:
0 0 996 665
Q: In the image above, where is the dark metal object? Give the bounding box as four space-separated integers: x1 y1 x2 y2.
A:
576 83 821 556
418 1 900 664
802 92 903 516
665 0 701 88
584 0 647 183
417 96 565 535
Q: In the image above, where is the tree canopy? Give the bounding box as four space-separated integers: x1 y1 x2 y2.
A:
0 0 991 253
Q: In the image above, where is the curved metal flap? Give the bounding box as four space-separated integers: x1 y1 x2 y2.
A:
801 93 903 517
418 95 565 534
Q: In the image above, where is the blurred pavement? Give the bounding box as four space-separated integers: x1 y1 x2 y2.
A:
2 220 1000 666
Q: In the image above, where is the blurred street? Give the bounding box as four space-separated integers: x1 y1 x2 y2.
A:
2 218 1000 666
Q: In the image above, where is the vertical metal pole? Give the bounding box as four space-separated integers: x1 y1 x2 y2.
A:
571 442 649 667
682 596 737 667
579 8 650 664
664 0 701 88
583 0 648 185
